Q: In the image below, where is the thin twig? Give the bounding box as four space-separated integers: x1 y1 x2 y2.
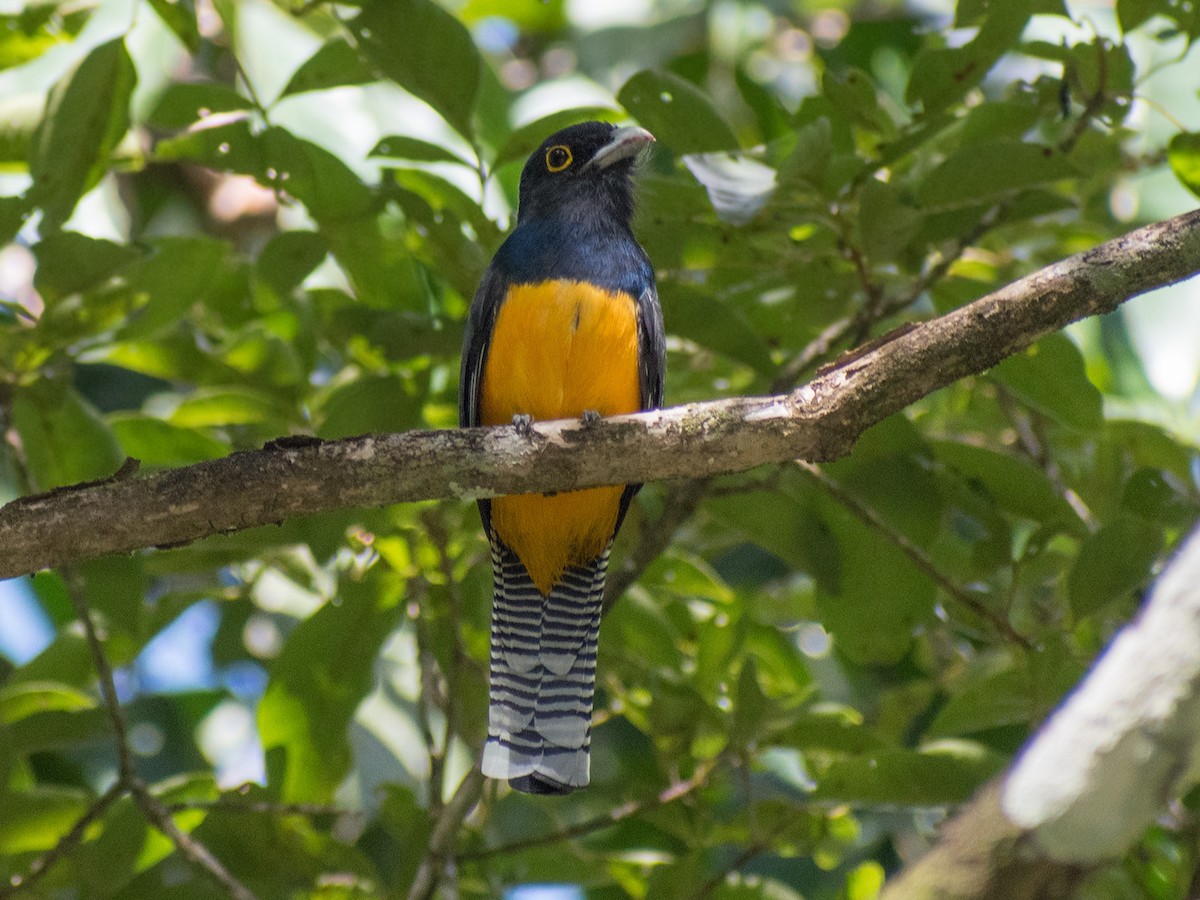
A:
1058 35 1111 154
406 763 486 900
423 508 475 807
59 571 259 900
993 384 1098 530
0 782 124 899
63 570 135 782
165 798 349 818
410 574 446 820
131 779 259 900
797 462 1031 648
461 755 721 861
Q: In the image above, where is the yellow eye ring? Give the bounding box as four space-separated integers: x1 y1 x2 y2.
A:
545 145 573 172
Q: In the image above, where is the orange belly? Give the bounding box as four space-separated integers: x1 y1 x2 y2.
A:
480 279 641 595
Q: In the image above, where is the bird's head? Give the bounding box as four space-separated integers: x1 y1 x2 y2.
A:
516 121 655 228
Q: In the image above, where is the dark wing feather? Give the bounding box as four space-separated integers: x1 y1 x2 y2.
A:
459 265 509 429
615 282 666 532
460 264 511 534
636 284 666 411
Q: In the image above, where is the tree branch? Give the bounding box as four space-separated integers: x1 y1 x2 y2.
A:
407 763 486 900
885 520 1200 897
3 209 1200 579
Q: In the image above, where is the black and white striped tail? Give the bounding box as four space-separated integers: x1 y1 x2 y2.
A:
482 539 609 794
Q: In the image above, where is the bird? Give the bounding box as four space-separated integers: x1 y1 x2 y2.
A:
459 121 665 794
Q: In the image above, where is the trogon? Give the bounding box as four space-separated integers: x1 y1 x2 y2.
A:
459 122 665 794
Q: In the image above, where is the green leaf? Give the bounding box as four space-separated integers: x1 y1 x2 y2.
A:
147 81 252 130
154 118 265 175
120 236 232 339
1168 132 1200 200
28 38 136 231
772 706 889 754
812 743 1006 804
11 380 124 490
263 127 375 221
258 576 404 802
735 66 790 143
1118 0 1169 31
7 705 109 753
370 135 468 165
728 658 770 749
459 0 567 30
933 441 1083 530
110 414 229 466
0 787 90 853
617 69 739 154
79 555 146 641
919 141 1075 209
823 67 894 136
990 334 1103 431
0 196 30 245
815 456 940 664
168 387 292 429
1121 468 1197 526
256 230 328 298
146 0 201 52
1069 516 1164 616
926 656 1034 738
281 39 375 97
348 0 481 137
707 487 841 594
315 373 425 439
858 178 922 261
659 284 774 375
907 4 1032 112
32 232 140 304
8 635 96 692
0 681 96 723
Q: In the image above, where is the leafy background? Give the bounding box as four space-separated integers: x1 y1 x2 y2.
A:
2 0 1200 896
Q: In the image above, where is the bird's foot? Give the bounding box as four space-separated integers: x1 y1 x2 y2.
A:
580 409 601 427
512 413 534 437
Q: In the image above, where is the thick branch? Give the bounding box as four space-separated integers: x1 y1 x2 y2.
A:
3 209 1200 579
885 521 1200 898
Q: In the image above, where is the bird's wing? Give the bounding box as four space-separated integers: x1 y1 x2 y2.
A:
636 282 666 411
459 264 508 429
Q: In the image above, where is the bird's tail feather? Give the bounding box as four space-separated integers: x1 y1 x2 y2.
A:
483 539 608 795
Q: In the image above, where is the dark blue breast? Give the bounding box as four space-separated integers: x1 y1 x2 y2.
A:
492 217 653 299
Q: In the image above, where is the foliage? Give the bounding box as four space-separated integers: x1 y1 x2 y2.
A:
1 0 1199 896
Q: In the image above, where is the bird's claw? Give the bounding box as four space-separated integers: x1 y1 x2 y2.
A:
580 410 601 427
512 413 534 437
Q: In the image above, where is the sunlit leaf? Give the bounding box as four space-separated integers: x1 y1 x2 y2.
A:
11 380 124 490
618 69 739 154
1069 516 1164 615
281 38 375 97
1168 132 1200 199
258 576 404 801
348 0 481 137
28 38 136 231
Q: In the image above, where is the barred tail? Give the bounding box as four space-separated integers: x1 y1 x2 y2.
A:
482 539 608 795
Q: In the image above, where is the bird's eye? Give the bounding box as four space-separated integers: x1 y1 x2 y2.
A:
545 145 572 173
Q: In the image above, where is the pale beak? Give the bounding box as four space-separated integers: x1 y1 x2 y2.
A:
588 125 655 170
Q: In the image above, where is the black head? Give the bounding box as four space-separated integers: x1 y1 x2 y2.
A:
516 121 654 228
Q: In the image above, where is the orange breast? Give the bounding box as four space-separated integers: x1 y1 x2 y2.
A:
480 279 641 594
